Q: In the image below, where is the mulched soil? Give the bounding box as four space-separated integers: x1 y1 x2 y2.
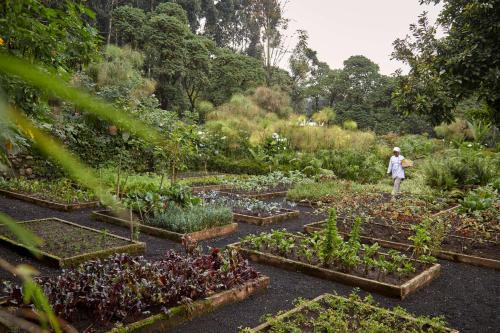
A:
0 218 131 258
0 194 499 333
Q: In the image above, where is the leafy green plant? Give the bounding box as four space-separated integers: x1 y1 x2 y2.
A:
0 177 96 204
149 203 233 233
409 219 441 263
240 291 452 332
321 208 343 264
459 186 496 213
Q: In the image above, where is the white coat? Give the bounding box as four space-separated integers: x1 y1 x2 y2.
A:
387 155 405 179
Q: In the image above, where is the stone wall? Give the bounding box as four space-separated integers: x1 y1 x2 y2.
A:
2 153 37 179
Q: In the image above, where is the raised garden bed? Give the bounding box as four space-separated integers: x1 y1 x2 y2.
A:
230 231 440 299
304 219 500 270
1 251 268 333
0 218 145 268
233 209 299 226
106 276 269 333
244 293 459 332
0 188 99 211
0 276 269 333
93 210 238 242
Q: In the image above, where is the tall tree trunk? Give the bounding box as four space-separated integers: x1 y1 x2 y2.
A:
106 0 116 45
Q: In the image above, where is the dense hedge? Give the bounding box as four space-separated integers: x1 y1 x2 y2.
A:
207 157 269 175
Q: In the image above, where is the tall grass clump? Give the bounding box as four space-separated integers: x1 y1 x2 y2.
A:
281 125 375 152
251 86 292 118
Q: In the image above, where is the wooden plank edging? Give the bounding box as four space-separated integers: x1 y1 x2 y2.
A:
233 209 300 226
106 276 270 333
0 218 145 268
0 188 99 211
92 210 238 242
228 243 440 300
303 221 500 270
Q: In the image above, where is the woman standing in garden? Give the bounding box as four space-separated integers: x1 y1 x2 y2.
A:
387 147 405 197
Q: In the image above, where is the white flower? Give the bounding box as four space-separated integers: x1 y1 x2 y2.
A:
467 144 472 147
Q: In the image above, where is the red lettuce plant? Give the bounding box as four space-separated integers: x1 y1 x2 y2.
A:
3 249 259 325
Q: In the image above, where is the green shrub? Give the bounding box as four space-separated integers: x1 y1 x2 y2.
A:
208 156 268 175
394 135 440 157
423 161 457 190
423 149 498 190
149 203 233 233
434 118 472 142
316 149 385 183
343 120 358 131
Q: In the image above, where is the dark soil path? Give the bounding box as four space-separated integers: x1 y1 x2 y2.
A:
0 194 498 333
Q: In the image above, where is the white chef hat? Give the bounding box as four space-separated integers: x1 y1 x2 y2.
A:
393 147 401 153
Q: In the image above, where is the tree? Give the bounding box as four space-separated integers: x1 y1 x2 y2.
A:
174 0 202 32
205 48 266 105
0 0 100 115
0 0 99 70
342 55 381 105
181 36 214 112
393 0 500 126
289 30 317 112
245 0 289 85
144 3 190 111
305 61 331 112
323 69 347 108
112 5 147 48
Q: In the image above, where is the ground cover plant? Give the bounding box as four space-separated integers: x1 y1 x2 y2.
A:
222 171 310 195
0 177 97 204
198 191 296 218
2 250 260 331
240 209 436 284
241 291 454 333
368 196 457 225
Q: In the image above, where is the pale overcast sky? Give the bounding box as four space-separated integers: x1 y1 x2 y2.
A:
283 0 442 75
